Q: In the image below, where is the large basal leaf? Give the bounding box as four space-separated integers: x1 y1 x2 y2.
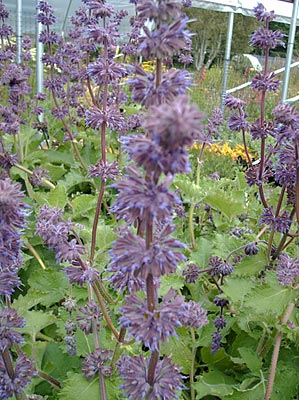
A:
224 380 265 399
13 289 57 313
205 190 245 220
174 175 207 202
27 269 68 306
191 237 215 266
237 347 262 374
25 149 74 167
221 277 256 307
47 185 68 208
70 194 97 220
160 328 193 374
243 272 296 319
18 310 56 338
59 372 121 400
233 251 268 277
194 369 236 399
159 274 185 297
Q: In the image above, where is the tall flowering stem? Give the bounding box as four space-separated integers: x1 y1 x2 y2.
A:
108 1 208 397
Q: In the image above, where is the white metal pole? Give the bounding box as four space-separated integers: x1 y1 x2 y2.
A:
36 8 44 95
16 0 22 63
281 0 299 103
221 11 234 109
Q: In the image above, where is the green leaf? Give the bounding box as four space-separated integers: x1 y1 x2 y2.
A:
205 190 245 220
59 372 121 400
225 381 265 399
238 347 262 374
47 185 68 208
61 169 90 193
194 369 236 399
244 272 296 319
40 342 81 379
27 269 68 306
70 194 97 220
270 360 299 400
233 251 268 277
191 237 215 266
174 175 207 202
12 289 52 313
161 328 192 374
159 274 185 297
18 310 56 337
221 277 255 306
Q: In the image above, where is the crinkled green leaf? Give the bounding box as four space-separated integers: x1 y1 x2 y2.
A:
159 274 185 297
18 310 56 337
237 347 262 374
47 184 68 208
221 277 256 306
244 272 296 318
194 369 236 398
59 372 121 400
174 175 207 202
205 190 245 220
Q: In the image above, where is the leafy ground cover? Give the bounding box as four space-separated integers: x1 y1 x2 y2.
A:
1 1 299 399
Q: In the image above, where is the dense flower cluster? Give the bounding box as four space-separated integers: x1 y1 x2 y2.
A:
117 355 185 400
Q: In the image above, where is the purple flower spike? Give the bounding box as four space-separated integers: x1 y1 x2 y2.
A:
117 355 184 400
277 254 299 287
119 290 185 350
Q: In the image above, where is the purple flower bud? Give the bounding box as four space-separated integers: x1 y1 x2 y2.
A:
77 300 102 334
244 242 259 256
214 297 229 308
182 263 200 283
63 335 77 356
214 316 227 330
211 331 222 354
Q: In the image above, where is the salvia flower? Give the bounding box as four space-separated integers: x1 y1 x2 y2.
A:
144 94 204 152
260 206 291 233
117 354 184 400
136 0 182 23
89 159 120 181
227 112 250 132
119 290 185 350
139 18 191 59
110 166 179 224
0 307 25 351
64 264 99 286
244 242 259 256
85 106 125 131
0 352 37 400
182 263 200 283
0 152 18 171
251 72 281 92
179 300 208 329
77 300 102 334
82 349 113 380
214 316 227 330
253 3 275 22
272 102 299 127
210 331 222 354
214 296 229 308
29 167 50 187
277 254 299 286
250 27 285 50
224 94 246 110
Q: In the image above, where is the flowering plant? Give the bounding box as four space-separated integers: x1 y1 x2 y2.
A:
1 1 299 399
